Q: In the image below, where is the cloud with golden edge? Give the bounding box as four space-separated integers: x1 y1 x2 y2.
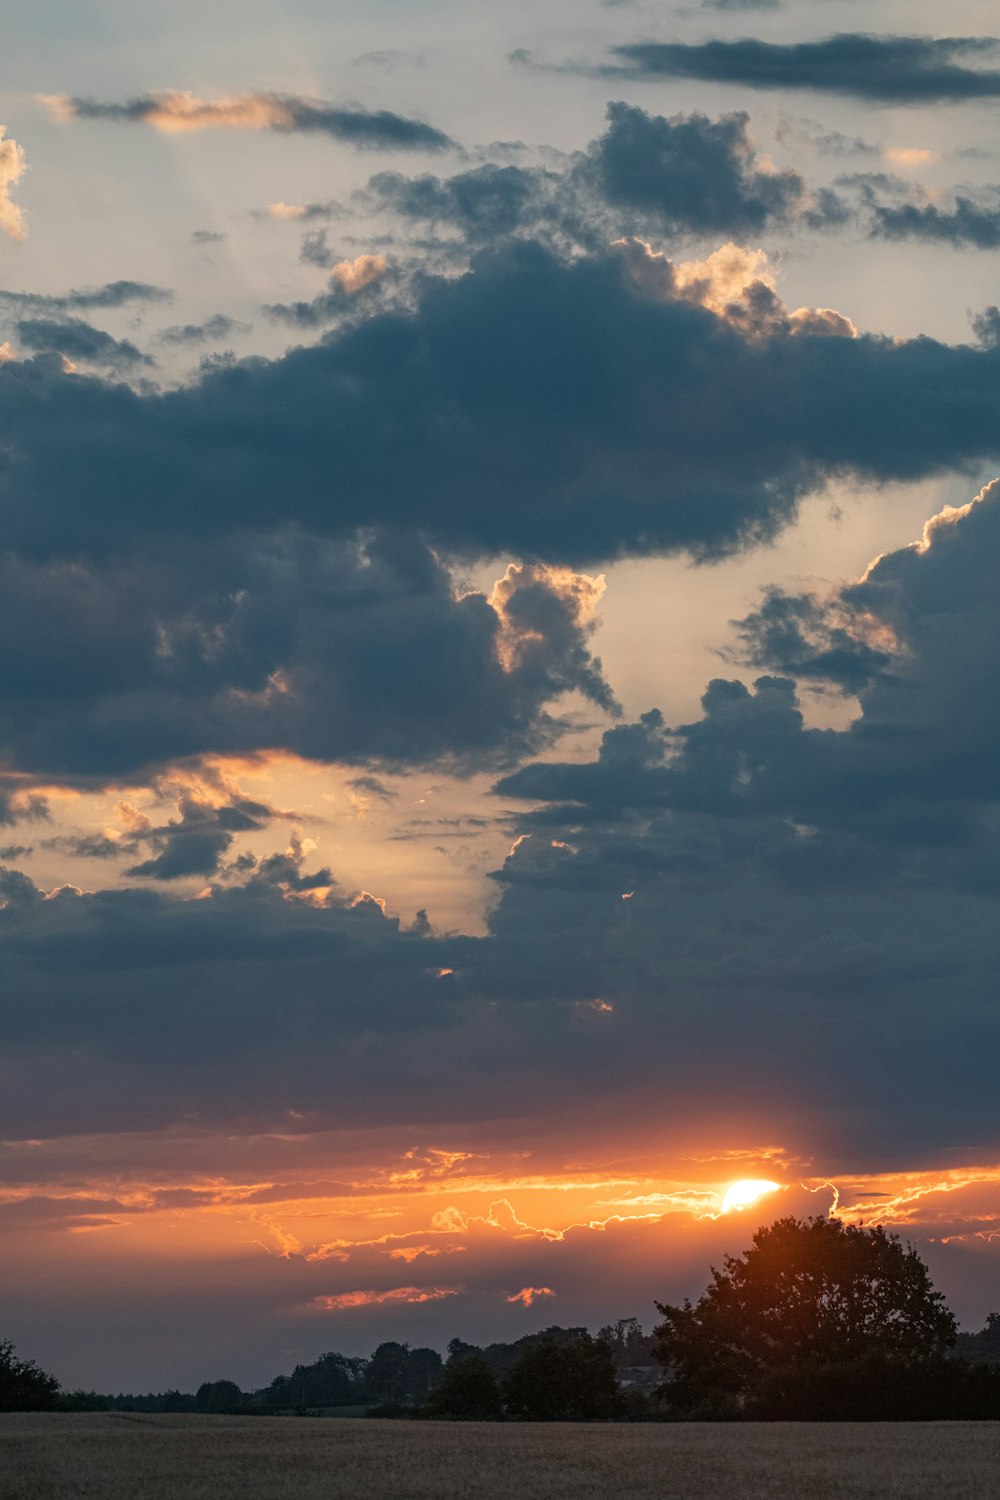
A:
0 126 26 242
314 1285 463 1310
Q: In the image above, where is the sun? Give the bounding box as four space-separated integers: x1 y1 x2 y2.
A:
720 1178 782 1215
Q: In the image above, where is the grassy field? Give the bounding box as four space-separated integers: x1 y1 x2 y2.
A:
1 1414 998 1499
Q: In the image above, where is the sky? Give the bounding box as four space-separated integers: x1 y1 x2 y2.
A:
2 0 1000 1393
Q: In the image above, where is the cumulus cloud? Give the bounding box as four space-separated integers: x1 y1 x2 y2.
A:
41 90 453 151
0 534 615 783
0 125 26 242
5 238 1000 569
366 103 843 249
604 34 1000 104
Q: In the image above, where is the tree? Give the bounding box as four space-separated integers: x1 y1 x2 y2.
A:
956 1312 1000 1365
654 1215 957 1415
503 1332 622 1420
194 1379 244 1413
426 1355 502 1420
0 1339 60 1412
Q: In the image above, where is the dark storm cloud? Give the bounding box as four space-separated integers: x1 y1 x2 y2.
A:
5 238 1000 569
0 534 614 781
606 35 1000 104
13 316 153 369
49 92 454 151
2 489 1000 1153
157 314 252 345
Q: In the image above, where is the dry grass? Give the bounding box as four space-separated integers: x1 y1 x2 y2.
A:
1 1414 998 1500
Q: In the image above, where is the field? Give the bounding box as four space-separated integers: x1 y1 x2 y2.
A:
1 1414 998 1500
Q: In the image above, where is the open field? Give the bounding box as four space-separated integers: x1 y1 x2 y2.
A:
1 1415 998 1500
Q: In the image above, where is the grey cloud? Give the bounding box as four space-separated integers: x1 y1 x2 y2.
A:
871 196 1000 249
191 229 227 244
299 229 332 267
367 103 830 247
606 34 1000 104
13 317 153 369
6 239 1000 569
127 795 271 880
158 315 252 346
0 280 171 314
701 0 780 10
731 586 892 691
0 533 614 782
972 306 1000 347
58 92 454 151
4 488 1000 1154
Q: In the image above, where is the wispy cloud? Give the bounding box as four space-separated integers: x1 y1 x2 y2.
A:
313 1285 463 1310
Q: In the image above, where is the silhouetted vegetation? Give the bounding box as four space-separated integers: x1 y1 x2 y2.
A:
654 1215 1000 1420
0 1340 60 1412
956 1312 1000 1365
4 1232 998 1423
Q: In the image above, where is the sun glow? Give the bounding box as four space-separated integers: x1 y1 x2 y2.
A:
720 1179 782 1215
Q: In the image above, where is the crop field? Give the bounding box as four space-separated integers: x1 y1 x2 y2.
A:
1 1414 998 1500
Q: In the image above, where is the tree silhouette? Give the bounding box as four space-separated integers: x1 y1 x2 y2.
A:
654 1215 957 1415
426 1354 502 1420
0 1339 60 1412
503 1332 622 1420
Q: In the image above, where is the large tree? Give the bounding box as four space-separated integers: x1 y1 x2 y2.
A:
654 1215 957 1414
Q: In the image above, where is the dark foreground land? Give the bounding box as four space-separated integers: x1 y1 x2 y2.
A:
1 1414 999 1499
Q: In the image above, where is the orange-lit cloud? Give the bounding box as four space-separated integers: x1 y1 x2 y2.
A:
330 254 388 294
41 92 303 134
506 1286 555 1307
314 1285 463 1310
0 125 26 242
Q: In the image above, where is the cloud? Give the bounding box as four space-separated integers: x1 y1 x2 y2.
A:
366 103 842 248
157 314 252 346
0 537 614 783
191 229 226 244
314 1285 462 1309
871 196 1000 250
605 34 1000 104
0 125 26 242
12 316 152 370
6 238 1000 571
0 280 171 314
506 1286 555 1306
41 91 453 151
126 794 274 880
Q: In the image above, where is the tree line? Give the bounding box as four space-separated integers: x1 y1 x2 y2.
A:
4 1218 1000 1421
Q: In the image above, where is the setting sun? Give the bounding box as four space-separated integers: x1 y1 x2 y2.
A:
720 1179 782 1215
